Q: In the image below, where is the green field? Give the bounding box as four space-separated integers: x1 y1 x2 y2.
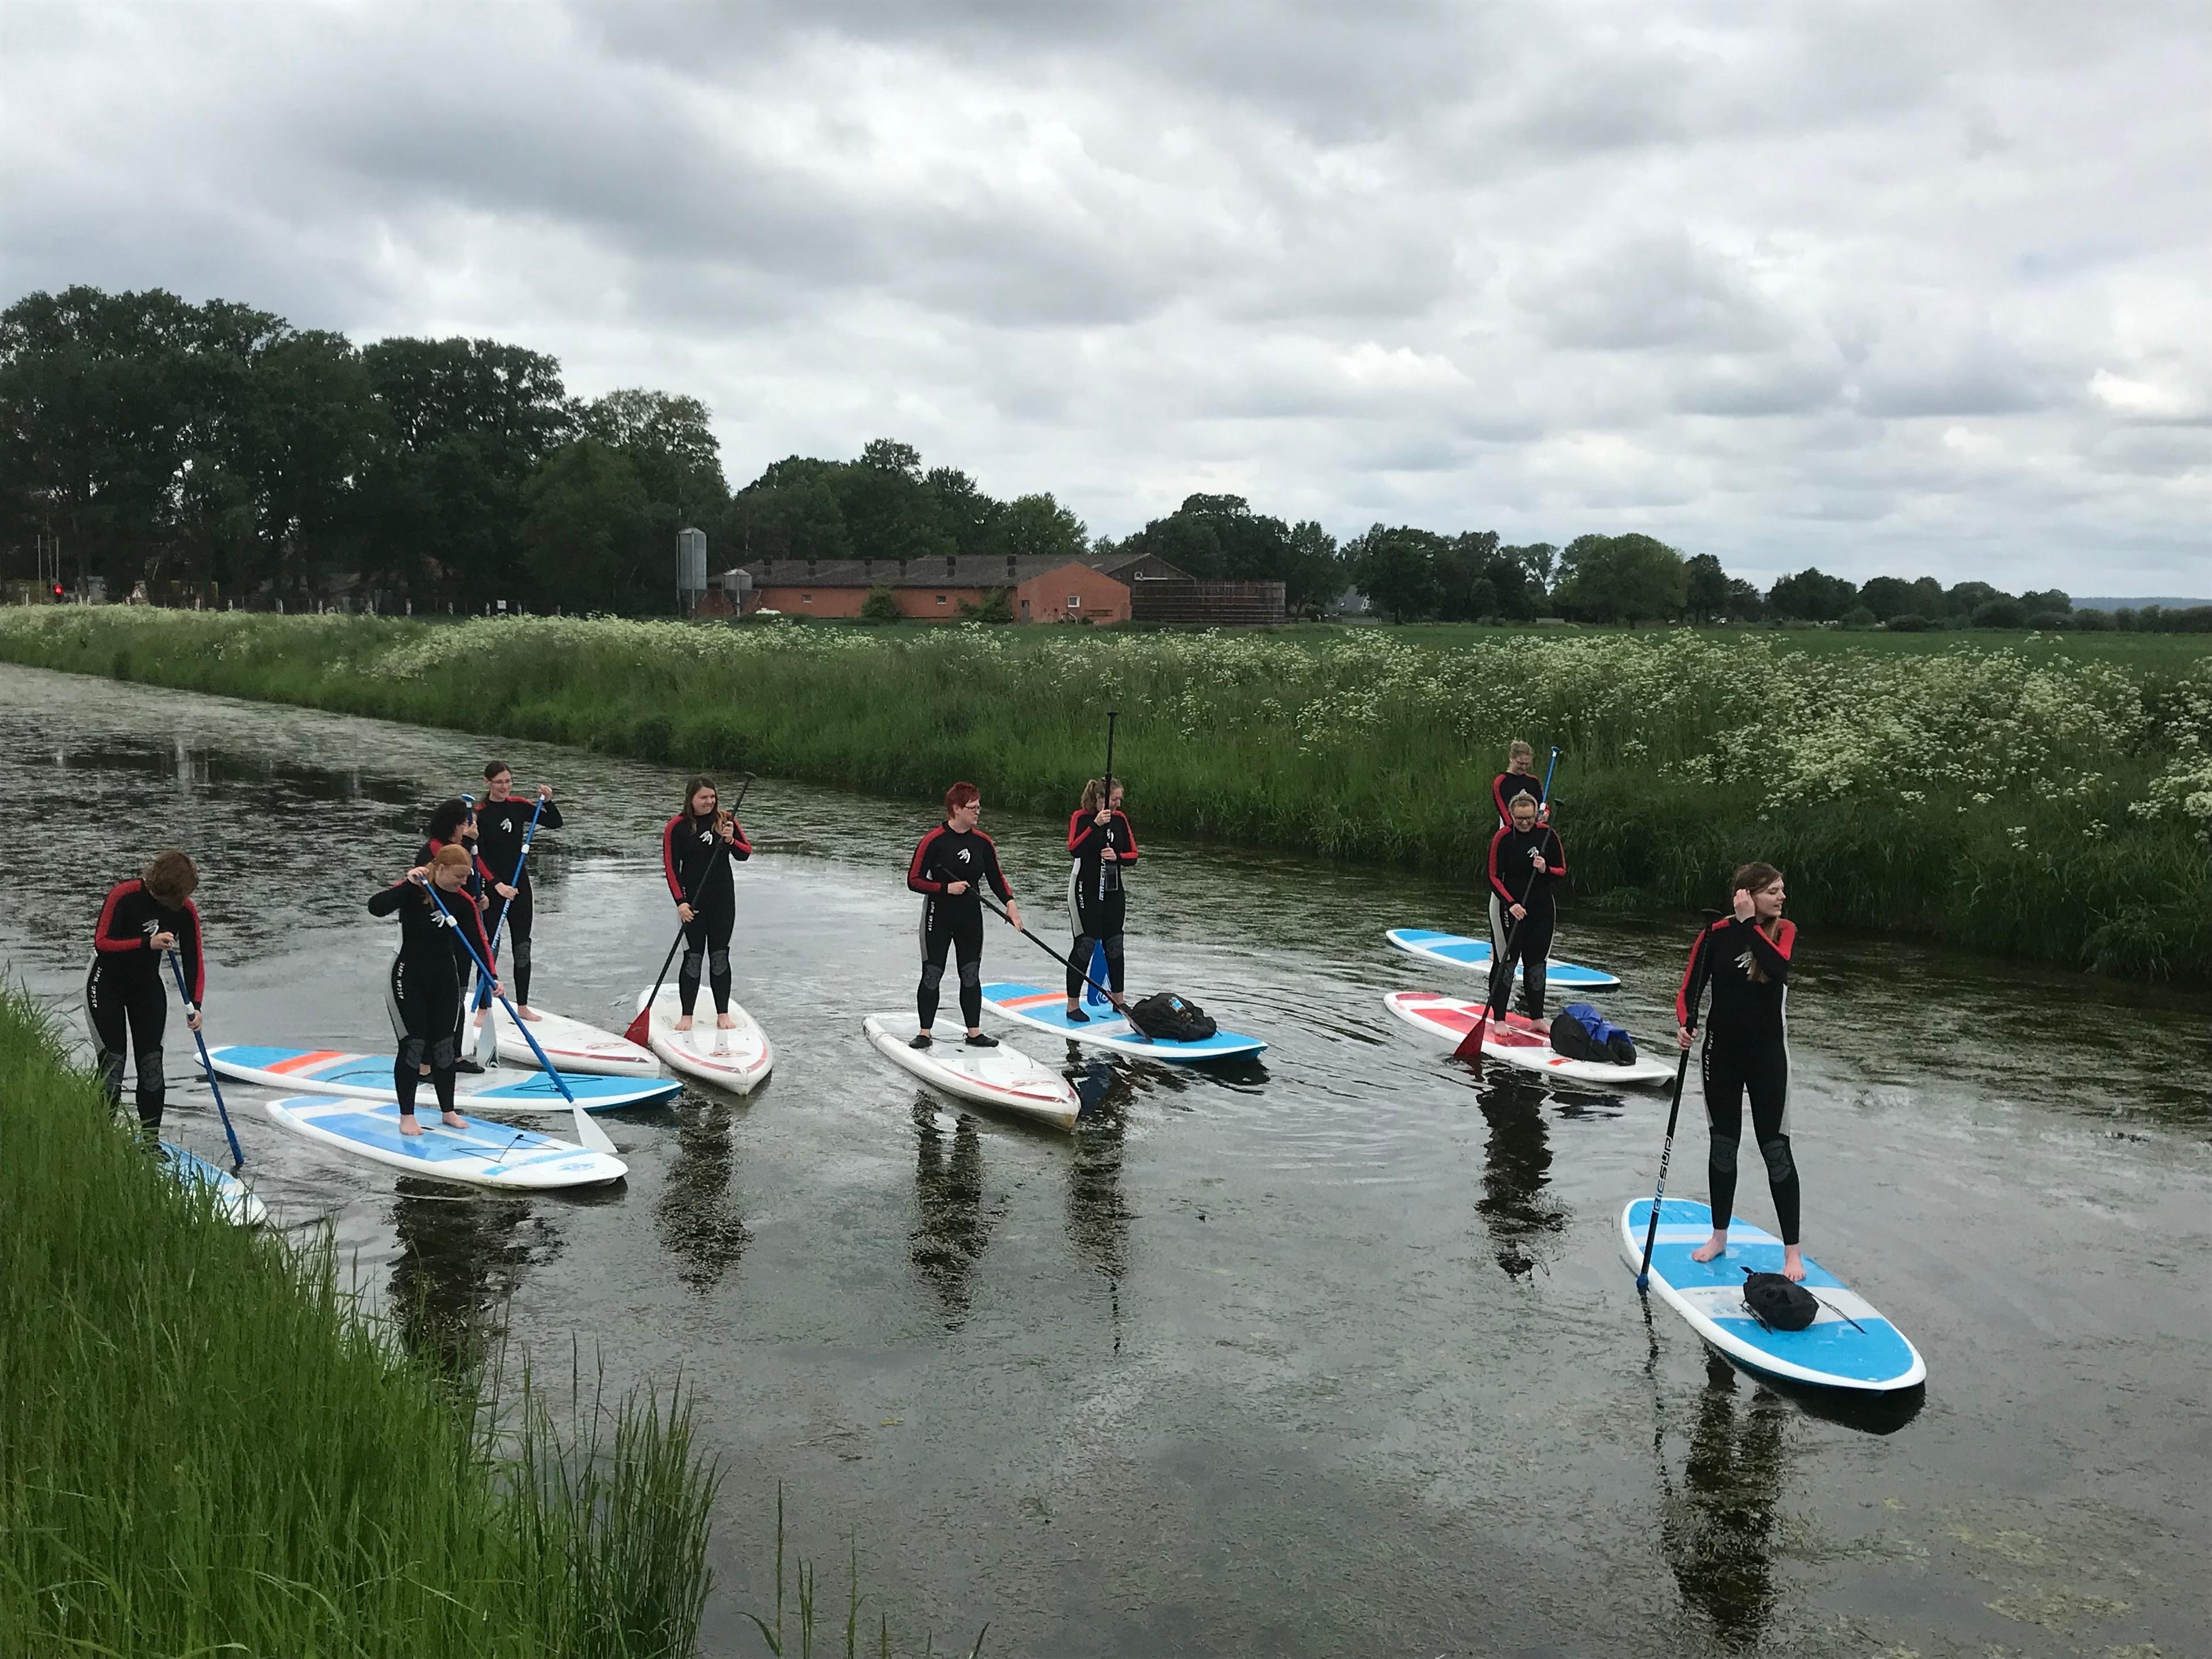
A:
3 607 2207 982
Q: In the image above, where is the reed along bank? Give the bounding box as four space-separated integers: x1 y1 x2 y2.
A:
3 607 2207 983
0 985 719 1658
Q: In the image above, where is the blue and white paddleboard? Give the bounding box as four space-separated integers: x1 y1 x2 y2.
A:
1385 927 1621 990
207 1044 679 1111
158 1142 267 1226
1622 1198 1926 1393
264 1097 627 1190
979 982 1266 1063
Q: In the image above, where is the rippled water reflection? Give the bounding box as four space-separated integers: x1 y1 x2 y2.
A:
3 664 2207 1657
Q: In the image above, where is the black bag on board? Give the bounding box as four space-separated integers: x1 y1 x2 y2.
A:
1126 992 1217 1042
1740 1270 1819 1332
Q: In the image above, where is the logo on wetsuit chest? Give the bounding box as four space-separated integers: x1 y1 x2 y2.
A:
499 816 514 834
698 831 714 845
956 849 972 865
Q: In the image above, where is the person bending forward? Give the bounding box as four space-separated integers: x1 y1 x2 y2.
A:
907 782 1020 1048
1676 863 1804 1281
87 849 206 1134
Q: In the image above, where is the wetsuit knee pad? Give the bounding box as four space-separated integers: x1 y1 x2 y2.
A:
919 963 945 991
1102 935 1124 964
1709 1135 1740 1175
708 949 730 978
397 1035 429 1070
429 1033 459 1071
1759 1136 1796 1184
680 948 704 979
957 959 982 991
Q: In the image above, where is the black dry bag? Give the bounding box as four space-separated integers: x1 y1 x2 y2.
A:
1741 1270 1819 1332
1126 992 1217 1042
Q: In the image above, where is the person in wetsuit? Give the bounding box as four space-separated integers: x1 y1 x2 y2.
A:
86 848 206 1134
1676 862 1804 1282
416 797 488 1069
473 760 560 1022
369 843 498 1136
1063 777 1138 1021
1492 739 1546 828
1484 791 1567 1023
906 781 1021 1048
661 774 752 1031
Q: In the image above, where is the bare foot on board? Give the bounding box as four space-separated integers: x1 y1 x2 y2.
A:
674 1014 692 1032
717 1012 737 1030
1781 1244 1805 1283
518 1005 543 1022
1690 1232 1729 1264
442 1111 466 1130
399 1115 423 1138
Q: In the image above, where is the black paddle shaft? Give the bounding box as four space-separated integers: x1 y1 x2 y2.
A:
1635 914 1719 1289
979 895 1151 1043
1099 710 1118 906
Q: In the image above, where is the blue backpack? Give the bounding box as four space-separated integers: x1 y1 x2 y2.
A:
1550 1002 1639 1066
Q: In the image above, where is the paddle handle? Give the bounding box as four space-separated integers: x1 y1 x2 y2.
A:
166 947 244 1172
1539 745 1559 807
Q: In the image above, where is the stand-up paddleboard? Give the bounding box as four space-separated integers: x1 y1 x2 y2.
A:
159 1142 267 1226
207 1045 679 1111
634 985 773 1094
1384 927 1621 990
1382 991 1676 1086
264 1097 627 1190
979 982 1266 1063
478 1003 659 1078
862 1014 1081 1131
1623 1198 1926 1392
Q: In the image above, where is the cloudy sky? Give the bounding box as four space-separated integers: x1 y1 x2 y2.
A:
4 0 2206 589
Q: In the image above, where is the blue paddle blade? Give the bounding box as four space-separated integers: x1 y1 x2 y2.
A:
1084 940 1109 1007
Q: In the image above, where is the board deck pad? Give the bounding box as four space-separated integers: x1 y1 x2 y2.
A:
1622 1198 1925 1392
863 1014 1081 1130
1384 927 1622 989
634 985 774 1094
1381 990 1675 1086
207 1044 678 1111
158 1142 267 1226
481 1003 658 1077
979 983 1266 1062
265 1097 627 1190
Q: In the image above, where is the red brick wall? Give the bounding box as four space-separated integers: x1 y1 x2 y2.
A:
1014 563 1130 624
748 585 987 619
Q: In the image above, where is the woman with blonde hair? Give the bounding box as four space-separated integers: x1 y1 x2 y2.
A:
87 848 206 1132
1064 775 1138 1020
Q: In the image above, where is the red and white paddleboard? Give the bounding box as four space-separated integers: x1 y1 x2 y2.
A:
1381 991 1676 1087
634 983 773 1094
862 1014 1081 1131
479 1003 658 1078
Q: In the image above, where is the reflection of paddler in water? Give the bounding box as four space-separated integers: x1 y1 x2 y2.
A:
1659 1351 1789 1651
1066 1062 1134 1346
1473 1077 1569 1280
656 1101 751 1294
388 1181 535 1374
909 1102 1005 1327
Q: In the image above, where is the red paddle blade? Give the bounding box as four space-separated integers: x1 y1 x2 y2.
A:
621 1007 653 1047
1452 1009 1491 1066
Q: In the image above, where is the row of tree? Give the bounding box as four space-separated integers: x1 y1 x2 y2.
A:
4 285 2194 630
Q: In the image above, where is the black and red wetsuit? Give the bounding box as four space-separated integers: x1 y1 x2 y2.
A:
369 876 495 1116
85 878 206 1129
1677 915 1800 1244
661 809 752 1015
1492 770 1543 827
1484 821 1565 1019
1065 807 1139 999
475 793 563 1006
907 822 1013 1031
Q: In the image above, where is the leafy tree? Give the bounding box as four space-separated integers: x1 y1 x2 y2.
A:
2019 588 2071 615
957 587 1014 623
1723 578 1766 622
1685 553 1731 620
1501 543 1559 600
1555 533 1688 626
1284 521 1345 615
1857 575 1918 621
519 439 652 612
1766 567 1858 622
1345 524 1446 622
989 493 1088 563
1970 596 2028 629
1436 531 1501 621
1944 580 2002 618
859 587 903 623
579 389 728 529
1842 606 1877 629
1885 613 1930 631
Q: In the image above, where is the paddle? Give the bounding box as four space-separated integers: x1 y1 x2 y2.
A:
473 790 548 1064
979 895 1152 1043
1634 916 1717 1291
1451 859 1539 1066
1539 744 1559 813
1084 711 1120 1008
622 773 754 1049
164 946 245 1172
421 878 618 1157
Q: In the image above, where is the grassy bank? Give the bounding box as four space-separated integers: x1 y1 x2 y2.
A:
0 986 717 1657
3 607 2209 982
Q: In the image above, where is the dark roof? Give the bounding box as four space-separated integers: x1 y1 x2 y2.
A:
743 553 1184 589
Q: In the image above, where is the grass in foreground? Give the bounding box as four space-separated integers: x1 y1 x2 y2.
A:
2 608 2207 982
0 985 717 1658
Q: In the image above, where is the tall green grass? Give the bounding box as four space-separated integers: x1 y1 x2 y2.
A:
0 986 717 1657
3 608 2207 982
